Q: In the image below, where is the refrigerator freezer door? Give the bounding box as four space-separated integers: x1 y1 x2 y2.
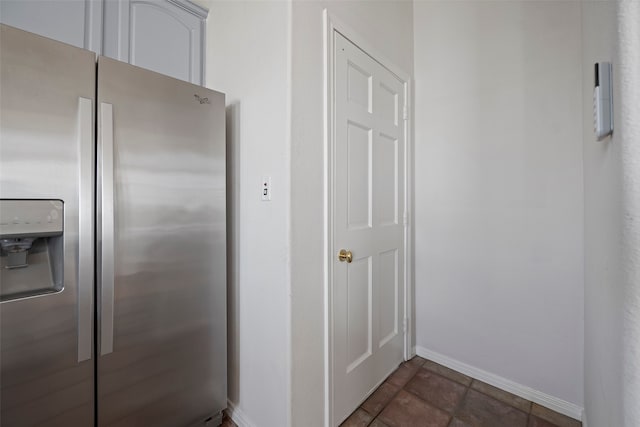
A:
97 56 227 427
0 24 95 426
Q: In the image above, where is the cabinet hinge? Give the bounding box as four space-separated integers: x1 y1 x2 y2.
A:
403 212 409 226
403 105 408 121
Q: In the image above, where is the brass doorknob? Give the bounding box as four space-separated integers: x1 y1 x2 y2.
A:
338 249 353 263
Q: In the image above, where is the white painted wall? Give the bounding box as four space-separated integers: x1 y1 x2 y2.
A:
205 2 291 426
618 3 640 425
582 1 640 426
413 0 584 411
204 1 640 425
290 1 414 425
581 2 624 425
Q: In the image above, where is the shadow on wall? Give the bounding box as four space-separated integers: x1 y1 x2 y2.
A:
226 102 240 408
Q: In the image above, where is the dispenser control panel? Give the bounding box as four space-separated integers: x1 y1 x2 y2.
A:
0 200 64 238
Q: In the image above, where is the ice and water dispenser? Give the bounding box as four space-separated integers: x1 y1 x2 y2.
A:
0 200 64 302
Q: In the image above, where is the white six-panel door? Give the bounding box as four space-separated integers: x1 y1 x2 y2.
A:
332 31 406 425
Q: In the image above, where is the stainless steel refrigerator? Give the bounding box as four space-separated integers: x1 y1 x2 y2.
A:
0 24 227 427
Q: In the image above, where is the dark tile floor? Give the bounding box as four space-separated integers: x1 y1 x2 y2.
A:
341 356 582 427
221 356 582 427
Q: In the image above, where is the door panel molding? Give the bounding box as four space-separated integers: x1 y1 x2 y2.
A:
323 10 413 427
103 0 206 85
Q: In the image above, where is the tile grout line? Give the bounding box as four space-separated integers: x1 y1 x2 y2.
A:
447 378 472 426
401 366 470 425
526 398 534 427
364 359 427 426
353 357 576 427
363 361 419 426
469 378 534 418
402 360 532 426
397 358 473 426
397 359 465 426
422 360 533 425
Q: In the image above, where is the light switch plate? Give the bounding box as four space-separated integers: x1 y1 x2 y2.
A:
261 176 271 201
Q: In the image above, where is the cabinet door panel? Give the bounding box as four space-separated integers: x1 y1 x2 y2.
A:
103 0 206 85
0 0 102 53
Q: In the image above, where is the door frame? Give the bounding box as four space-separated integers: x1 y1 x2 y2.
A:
323 9 414 426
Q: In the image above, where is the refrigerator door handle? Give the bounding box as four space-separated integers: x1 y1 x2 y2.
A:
77 97 94 362
100 102 115 356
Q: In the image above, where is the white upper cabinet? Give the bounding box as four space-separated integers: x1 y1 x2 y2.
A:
0 0 207 86
103 0 207 85
0 0 102 51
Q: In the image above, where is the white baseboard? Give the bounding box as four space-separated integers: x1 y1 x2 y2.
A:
415 346 584 421
226 400 256 427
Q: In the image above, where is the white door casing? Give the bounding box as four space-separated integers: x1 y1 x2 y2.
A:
330 30 408 426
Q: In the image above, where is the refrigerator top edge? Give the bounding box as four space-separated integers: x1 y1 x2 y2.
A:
97 55 225 102
1 23 226 99
1 23 96 62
